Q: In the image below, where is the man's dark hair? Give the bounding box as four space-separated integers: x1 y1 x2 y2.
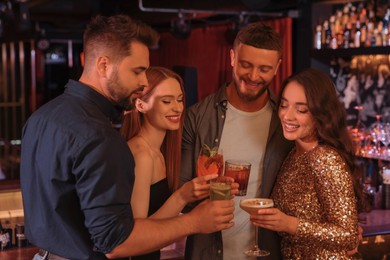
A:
83 15 159 65
233 22 282 59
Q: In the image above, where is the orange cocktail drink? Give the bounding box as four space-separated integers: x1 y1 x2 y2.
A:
196 144 224 178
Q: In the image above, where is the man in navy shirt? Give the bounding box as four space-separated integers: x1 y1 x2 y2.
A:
21 15 235 260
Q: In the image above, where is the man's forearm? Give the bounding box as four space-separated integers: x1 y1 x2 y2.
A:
106 215 194 258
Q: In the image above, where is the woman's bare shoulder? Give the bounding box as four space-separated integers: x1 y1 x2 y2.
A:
128 137 153 161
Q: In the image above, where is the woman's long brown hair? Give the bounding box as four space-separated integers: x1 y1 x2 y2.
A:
278 68 363 208
120 66 185 192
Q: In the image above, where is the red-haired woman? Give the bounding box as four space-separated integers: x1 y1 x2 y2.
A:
121 67 219 259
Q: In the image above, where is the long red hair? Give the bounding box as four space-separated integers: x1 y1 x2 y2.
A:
120 67 185 192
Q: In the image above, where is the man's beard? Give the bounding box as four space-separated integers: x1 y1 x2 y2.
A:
106 69 142 111
233 76 271 102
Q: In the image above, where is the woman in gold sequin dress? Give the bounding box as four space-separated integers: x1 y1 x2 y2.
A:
251 68 361 259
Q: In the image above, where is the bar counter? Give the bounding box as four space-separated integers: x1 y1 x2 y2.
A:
1 210 389 259
0 240 185 260
359 209 390 259
360 209 390 237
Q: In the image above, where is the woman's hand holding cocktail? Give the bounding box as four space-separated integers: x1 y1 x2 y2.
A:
250 207 299 235
178 174 217 204
178 174 239 204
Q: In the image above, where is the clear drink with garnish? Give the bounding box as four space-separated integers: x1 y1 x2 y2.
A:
209 176 232 200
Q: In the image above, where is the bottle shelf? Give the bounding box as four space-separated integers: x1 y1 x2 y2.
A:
311 46 390 62
357 154 390 162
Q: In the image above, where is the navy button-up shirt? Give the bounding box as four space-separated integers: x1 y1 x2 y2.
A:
20 80 134 259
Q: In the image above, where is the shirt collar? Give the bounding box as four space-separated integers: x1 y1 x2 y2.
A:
64 80 124 123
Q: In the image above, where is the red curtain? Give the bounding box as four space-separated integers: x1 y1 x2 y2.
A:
150 17 292 101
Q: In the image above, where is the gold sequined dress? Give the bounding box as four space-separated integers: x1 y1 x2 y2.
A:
272 145 359 259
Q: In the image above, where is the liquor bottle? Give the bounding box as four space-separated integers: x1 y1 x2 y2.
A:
350 5 358 25
330 15 341 48
359 6 367 25
383 9 390 46
15 223 28 248
361 21 367 47
0 223 12 250
330 34 338 49
355 20 362 48
322 20 332 48
342 4 350 30
335 9 343 36
366 21 374 46
314 25 322 49
375 23 383 47
344 22 351 48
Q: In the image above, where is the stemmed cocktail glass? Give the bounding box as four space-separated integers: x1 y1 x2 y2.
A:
351 106 366 156
367 114 383 157
240 198 274 257
380 123 390 159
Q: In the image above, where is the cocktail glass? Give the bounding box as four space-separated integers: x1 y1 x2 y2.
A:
209 176 232 200
350 106 367 156
380 123 390 159
240 198 274 257
196 144 224 179
367 114 383 157
224 160 251 196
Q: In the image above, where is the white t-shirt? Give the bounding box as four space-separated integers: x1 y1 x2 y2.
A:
220 101 272 260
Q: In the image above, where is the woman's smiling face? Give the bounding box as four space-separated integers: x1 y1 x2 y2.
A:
141 77 184 131
278 80 317 148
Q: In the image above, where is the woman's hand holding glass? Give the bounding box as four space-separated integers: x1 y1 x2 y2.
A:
240 198 276 257
178 174 239 204
250 207 299 235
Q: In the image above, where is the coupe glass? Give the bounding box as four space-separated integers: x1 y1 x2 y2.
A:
239 198 274 257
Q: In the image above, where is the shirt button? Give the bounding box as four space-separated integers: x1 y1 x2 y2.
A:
217 249 222 254
221 115 225 119
214 138 219 143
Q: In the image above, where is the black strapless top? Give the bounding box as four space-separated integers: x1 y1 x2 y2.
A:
148 178 171 216
132 178 171 260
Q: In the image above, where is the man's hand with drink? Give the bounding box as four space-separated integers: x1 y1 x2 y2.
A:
187 199 235 234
